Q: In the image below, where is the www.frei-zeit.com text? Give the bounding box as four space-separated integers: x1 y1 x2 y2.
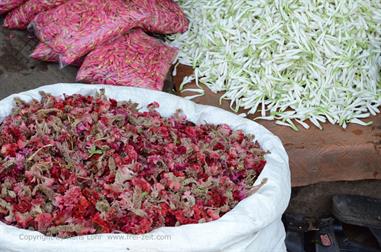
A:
18 233 172 242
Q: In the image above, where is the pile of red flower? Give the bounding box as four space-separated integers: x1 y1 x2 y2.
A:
0 91 267 238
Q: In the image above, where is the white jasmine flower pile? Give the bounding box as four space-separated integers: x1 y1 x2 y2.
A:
168 0 381 130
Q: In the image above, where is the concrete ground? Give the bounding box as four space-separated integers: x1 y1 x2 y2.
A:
1 16 381 221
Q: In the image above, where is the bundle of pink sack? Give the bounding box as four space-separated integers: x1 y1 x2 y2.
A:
0 0 188 90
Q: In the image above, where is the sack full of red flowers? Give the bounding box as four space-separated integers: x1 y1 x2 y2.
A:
0 83 291 252
76 29 178 90
30 0 148 65
0 0 25 14
3 0 68 30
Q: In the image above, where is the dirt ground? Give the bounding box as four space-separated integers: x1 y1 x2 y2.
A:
1 16 380 220
0 17 77 99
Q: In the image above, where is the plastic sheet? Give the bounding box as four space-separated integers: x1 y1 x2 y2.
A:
32 0 147 65
0 0 25 14
31 42 83 66
3 0 67 29
137 0 189 34
77 29 178 90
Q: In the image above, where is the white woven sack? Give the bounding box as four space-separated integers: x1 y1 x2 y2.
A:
0 84 291 252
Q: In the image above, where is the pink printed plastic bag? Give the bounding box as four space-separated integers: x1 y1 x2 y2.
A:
3 0 67 29
31 42 82 66
30 42 58 62
0 0 26 14
136 0 189 34
31 0 188 66
76 29 178 91
31 0 148 65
